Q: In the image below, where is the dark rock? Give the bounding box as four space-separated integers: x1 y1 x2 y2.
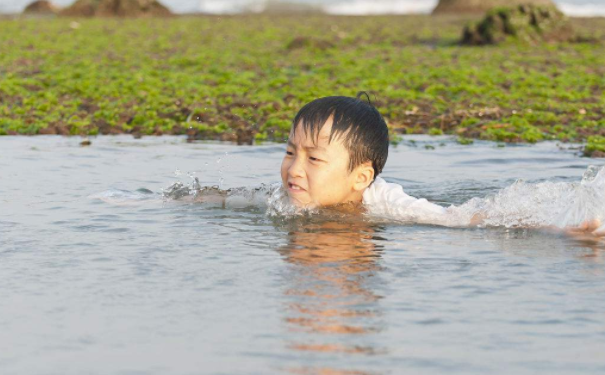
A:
23 0 59 15
61 0 172 18
433 0 556 15
585 149 605 158
286 36 335 51
461 5 576 45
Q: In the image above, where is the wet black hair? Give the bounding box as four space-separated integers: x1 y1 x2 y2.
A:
291 92 389 179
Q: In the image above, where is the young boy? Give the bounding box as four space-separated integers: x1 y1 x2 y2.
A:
282 94 465 226
280 93 605 236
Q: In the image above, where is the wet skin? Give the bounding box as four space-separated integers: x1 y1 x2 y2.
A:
281 118 374 209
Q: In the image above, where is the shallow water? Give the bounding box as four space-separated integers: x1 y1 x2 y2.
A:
1 135 605 375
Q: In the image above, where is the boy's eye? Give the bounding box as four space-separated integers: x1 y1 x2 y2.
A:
309 156 322 162
286 151 294 156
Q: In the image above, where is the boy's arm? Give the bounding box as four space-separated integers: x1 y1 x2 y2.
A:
469 213 485 227
563 219 605 240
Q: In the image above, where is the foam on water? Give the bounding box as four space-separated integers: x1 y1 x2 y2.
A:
93 165 605 231
456 165 605 229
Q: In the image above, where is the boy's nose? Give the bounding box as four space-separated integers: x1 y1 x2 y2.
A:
288 156 305 178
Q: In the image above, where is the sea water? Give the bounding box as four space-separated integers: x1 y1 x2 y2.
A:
1 135 605 375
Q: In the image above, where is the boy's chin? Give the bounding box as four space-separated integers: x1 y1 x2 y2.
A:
287 195 317 209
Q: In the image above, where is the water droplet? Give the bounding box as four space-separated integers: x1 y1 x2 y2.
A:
174 168 181 176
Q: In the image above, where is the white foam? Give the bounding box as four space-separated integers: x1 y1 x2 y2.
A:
558 2 605 17
198 0 264 14
324 0 436 15
455 165 605 229
196 0 604 16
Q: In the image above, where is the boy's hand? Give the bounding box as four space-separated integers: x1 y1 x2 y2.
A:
565 219 605 241
470 213 485 227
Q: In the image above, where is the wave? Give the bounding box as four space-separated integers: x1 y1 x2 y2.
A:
91 165 605 234
197 0 604 17
453 165 605 229
198 0 436 15
324 0 436 15
558 2 605 17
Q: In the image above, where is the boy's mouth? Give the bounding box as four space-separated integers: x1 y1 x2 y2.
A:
288 182 306 193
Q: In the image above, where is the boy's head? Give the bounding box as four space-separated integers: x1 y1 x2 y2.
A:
281 94 389 208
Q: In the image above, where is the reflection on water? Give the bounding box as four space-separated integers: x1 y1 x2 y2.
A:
277 214 386 374
484 227 605 264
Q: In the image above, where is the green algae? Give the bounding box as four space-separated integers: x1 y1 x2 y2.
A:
0 15 603 153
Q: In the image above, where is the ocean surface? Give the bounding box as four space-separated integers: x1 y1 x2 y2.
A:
2 0 605 16
2 135 605 374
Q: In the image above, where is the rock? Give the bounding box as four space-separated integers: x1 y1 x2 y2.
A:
286 36 335 51
80 138 92 146
61 0 171 18
23 0 59 15
461 5 576 45
258 1 323 15
433 0 556 15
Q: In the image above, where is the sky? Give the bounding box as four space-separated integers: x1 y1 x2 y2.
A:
1 0 605 16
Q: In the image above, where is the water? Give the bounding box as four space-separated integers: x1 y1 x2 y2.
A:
1 135 605 375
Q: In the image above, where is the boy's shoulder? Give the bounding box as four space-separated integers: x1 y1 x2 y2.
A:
362 177 448 218
362 177 410 205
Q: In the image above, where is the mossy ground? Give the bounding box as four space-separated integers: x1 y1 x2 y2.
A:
0 15 604 151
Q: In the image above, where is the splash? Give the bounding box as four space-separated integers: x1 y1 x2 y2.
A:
455 165 605 229
94 165 605 230
160 174 318 217
160 174 298 212
162 176 204 201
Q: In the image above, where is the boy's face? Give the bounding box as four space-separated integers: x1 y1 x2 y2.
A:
281 118 370 208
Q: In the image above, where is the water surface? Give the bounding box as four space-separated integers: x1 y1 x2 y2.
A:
1 136 605 375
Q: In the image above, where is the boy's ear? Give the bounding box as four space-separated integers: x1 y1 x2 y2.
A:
353 162 375 192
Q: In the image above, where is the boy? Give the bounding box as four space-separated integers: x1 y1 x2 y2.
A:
282 94 465 226
280 93 605 235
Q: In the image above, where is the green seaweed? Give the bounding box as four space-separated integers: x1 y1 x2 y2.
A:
0 15 603 149
584 136 605 157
